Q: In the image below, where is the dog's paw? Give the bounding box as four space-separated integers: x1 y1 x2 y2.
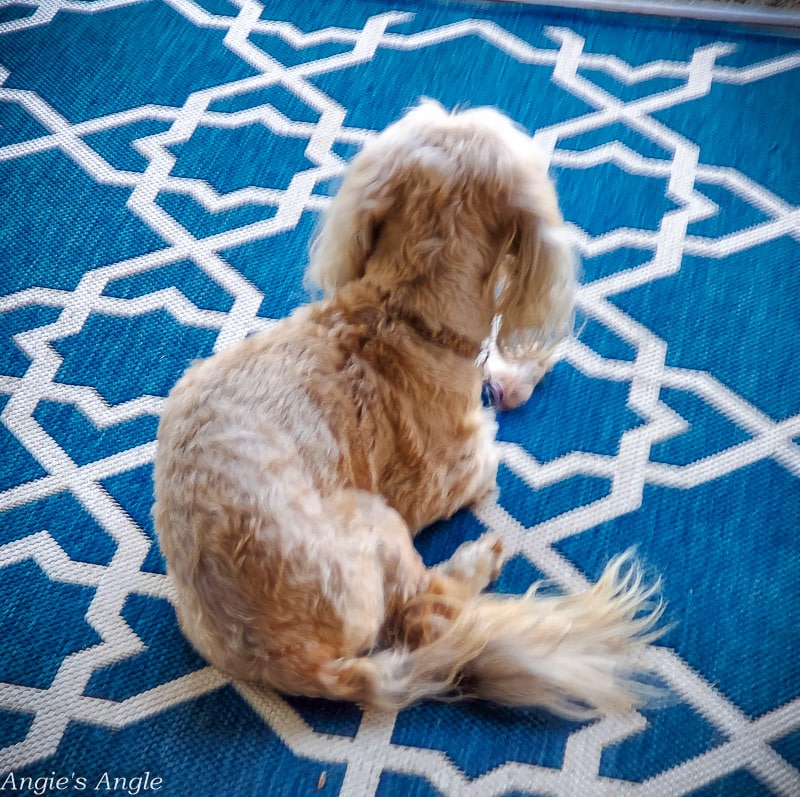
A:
476 533 506 583
443 533 505 590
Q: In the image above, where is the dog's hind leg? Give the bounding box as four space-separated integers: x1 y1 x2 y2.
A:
432 534 505 599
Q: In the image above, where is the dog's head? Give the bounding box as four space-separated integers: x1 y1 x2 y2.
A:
306 100 576 360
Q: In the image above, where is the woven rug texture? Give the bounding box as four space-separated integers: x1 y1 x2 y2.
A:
1 0 799 795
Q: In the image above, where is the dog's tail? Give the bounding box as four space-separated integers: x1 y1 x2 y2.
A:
319 553 665 718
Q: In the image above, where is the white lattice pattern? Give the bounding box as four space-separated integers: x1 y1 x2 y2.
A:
1 2 798 794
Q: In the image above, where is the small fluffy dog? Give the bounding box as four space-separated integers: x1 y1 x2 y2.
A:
154 101 663 718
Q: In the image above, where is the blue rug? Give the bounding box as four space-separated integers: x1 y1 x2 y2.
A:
1 1 799 795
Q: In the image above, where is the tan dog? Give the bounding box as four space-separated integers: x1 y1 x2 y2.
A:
153 101 663 718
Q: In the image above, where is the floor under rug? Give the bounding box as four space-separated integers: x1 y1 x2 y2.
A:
488 0 800 26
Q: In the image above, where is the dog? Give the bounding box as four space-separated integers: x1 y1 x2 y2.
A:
153 101 663 718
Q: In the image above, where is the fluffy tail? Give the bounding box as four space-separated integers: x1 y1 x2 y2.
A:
321 554 666 718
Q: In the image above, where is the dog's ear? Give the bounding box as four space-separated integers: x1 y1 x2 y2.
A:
305 137 398 295
494 171 577 362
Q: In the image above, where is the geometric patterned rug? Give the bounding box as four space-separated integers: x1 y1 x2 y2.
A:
1 1 798 795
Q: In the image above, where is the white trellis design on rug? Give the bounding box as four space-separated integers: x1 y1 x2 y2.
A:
1 1 799 794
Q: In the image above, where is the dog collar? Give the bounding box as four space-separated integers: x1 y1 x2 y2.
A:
395 311 482 360
338 291 483 360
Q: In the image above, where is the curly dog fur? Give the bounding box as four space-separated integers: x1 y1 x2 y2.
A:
153 101 663 717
